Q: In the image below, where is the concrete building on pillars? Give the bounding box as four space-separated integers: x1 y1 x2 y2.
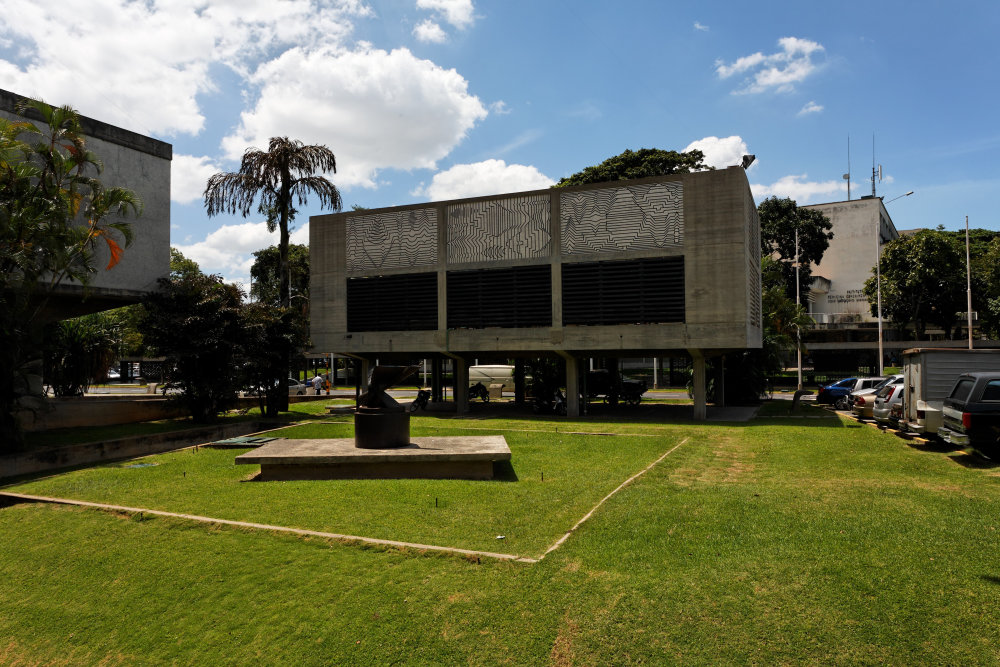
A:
309 167 762 418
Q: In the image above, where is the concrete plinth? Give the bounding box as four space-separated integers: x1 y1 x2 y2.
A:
235 436 511 481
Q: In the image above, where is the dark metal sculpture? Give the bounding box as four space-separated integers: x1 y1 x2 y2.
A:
355 365 418 449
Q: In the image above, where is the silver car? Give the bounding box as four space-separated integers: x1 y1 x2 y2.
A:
852 375 903 418
873 382 905 424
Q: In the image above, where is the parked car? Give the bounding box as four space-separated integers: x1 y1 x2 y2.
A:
818 377 885 410
852 375 903 418
817 378 857 408
873 382 905 425
938 372 1000 448
288 377 308 396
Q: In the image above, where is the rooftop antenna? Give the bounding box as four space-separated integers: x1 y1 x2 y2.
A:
843 136 851 201
871 133 881 198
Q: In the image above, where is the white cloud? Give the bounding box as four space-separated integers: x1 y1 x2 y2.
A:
0 0 368 136
798 100 824 115
174 220 310 287
418 159 554 200
413 19 447 43
490 100 511 115
221 45 488 188
683 135 749 169
751 174 845 204
694 21 709 31
716 36 825 94
416 0 475 29
171 154 222 204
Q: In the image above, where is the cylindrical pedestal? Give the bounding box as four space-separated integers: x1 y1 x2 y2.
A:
354 408 411 449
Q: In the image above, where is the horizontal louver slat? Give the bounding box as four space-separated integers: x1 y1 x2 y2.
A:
562 257 684 325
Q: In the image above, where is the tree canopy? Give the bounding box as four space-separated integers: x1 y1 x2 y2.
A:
250 243 309 308
554 148 710 187
757 196 833 300
863 229 966 338
203 137 340 308
169 247 203 281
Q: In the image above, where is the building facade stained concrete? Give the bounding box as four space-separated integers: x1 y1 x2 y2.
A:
310 167 762 417
803 196 898 325
0 89 172 318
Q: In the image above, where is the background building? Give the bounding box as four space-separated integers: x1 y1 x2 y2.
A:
310 167 762 417
0 88 172 318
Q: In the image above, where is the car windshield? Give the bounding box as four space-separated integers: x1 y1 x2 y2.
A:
876 384 895 398
872 377 893 391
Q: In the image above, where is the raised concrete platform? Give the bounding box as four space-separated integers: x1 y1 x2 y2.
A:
234 436 511 481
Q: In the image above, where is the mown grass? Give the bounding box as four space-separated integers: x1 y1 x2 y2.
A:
3 410 1000 663
7 415 685 557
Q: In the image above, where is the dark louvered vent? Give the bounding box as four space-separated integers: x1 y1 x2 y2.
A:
346 272 438 332
447 265 551 328
562 257 684 325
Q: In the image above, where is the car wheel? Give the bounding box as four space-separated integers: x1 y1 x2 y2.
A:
835 396 849 410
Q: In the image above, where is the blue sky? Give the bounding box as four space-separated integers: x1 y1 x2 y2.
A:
2 0 998 288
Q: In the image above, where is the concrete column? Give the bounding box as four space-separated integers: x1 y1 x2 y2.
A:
514 359 526 405
563 354 580 417
454 357 469 415
431 357 443 402
714 355 726 407
689 349 707 420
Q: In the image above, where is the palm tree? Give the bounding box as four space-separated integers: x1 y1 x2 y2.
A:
203 137 341 308
204 137 340 413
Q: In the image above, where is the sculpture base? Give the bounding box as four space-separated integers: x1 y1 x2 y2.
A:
354 408 410 449
234 436 511 481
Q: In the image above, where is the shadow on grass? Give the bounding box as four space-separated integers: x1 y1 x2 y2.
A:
948 451 1000 469
906 439 962 455
980 575 1000 586
492 460 518 482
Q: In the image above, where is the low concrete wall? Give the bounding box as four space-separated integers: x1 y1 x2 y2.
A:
17 396 189 432
17 394 331 432
1 420 278 480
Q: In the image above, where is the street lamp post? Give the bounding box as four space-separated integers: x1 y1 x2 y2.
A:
795 227 802 390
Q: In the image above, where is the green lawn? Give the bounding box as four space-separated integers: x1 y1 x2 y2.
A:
3 409 1000 663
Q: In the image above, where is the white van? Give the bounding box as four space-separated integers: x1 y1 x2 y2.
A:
469 365 514 387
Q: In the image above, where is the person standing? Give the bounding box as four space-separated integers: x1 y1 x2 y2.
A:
312 373 323 395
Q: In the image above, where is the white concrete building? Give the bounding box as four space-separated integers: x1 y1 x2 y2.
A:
802 196 898 325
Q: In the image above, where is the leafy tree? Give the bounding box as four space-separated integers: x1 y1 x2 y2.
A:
554 148 709 187
0 99 141 450
170 247 203 281
758 197 833 300
250 243 309 308
241 301 308 416
863 229 965 338
140 274 244 422
43 317 116 396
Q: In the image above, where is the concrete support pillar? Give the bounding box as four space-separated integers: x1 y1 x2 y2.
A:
561 353 580 417
689 349 707 420
454 357 469 415
514 359 526 405
715 355 726 407
431 357 443 402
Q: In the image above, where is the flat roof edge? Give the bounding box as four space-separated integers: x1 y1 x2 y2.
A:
0 88 172 161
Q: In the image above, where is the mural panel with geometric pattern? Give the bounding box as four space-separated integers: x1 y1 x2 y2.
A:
560 182 683 255
346 208 438 272
447 194 551 264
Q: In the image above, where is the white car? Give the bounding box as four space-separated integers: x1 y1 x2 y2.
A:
287 377 308 395
873 382 905 425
